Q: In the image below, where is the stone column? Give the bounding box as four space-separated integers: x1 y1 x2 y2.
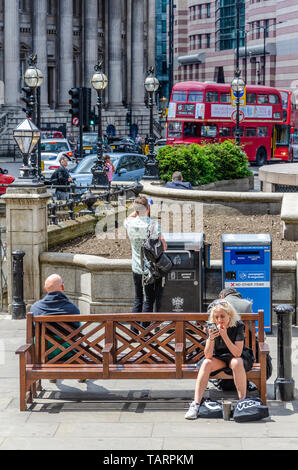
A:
4 0 20 107
3 186 51 312
131 0 144 107
108 0 123 107
58 0 74 107
84 0 98 106
32 0 48 106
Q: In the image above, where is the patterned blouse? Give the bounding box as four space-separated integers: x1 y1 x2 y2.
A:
124 216 161 274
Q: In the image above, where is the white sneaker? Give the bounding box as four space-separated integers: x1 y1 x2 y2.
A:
185 400 200 420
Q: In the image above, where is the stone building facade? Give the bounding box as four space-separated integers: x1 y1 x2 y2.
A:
172 0 298 94
0 0 156 142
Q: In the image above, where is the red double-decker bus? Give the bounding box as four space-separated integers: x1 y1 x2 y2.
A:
275 89 298 161
167 81 285 166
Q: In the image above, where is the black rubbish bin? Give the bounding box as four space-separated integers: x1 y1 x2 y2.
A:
157 233 209 313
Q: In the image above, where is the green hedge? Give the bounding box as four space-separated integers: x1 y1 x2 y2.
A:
156 141 252 186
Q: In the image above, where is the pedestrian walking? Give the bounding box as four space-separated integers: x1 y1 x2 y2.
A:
50 155 73 200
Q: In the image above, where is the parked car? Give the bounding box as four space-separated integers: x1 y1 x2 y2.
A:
154 138 167 152
109 140 143 154
70 153 145 191
41 131 64 140
41 152 77 179
0 168 14 194
75 133 112 160
40 139 73 157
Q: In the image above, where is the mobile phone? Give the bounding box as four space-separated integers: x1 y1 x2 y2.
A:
207 322 217 333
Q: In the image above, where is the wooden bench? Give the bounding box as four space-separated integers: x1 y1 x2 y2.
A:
16 310 269 411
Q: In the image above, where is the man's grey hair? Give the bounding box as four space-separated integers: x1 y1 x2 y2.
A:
59 154 68 163
172 171 182 181
219 288 242 298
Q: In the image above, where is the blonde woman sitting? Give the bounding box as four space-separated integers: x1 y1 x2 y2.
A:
185 300 254 420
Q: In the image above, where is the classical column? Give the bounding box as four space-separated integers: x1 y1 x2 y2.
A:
4 0 20 107
32 0 48 106
131 0 144 107
84 0 98 106
58 0 74 107
108 0 123 107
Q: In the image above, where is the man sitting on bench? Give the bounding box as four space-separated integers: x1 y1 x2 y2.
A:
31 274 83 383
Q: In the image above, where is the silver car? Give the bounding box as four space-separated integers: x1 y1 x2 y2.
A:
40 138 73 156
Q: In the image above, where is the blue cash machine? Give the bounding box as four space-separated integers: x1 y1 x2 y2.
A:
222 234 272 333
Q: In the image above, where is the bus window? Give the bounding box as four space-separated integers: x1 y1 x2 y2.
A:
257 127 268 137
219 127 231 137
201 125 217 137
188 92 203 102
168 121 182 137
280 91 289 109
232 127 244 137
183 122 198 137
269 94 280 104
258 95 269 104
220 93 231 104
275 125 290 146
245 128 257 137
206 91 218 103
247 93 256 104
172 91 187 102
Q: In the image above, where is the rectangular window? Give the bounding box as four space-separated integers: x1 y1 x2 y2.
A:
206 33 211 48
206 91 218 103
269 94 279 104
257 127 268 137
172 92 187 102
206 3 211 18
188 92 203 102
198 4 202 19
220 93 231 103
247 93 256 104
168 121 182 137
258 95 269 104
219 127 232 137
201 125 217 137
245 127 257 137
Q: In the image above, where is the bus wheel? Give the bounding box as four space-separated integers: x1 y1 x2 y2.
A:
256 147 267 166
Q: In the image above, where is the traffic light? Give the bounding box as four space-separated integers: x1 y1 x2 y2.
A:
82 87 91 127
89 109 97 126
69 88 81 125
21 87 34 119
126 108 132 127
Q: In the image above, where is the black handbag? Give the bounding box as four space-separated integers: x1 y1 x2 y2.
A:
233 397 269 423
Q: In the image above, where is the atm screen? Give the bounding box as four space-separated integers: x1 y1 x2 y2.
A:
231 250 264 264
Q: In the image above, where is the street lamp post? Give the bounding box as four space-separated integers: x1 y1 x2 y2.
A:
23 54 43 180
231 72 245 147
90 60 109 186
143 67 160 180
13 118 41 184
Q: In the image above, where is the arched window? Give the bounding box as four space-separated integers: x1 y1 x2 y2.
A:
106 124 116 137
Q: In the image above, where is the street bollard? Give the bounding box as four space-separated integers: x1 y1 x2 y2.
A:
274 304 295 401
11 251 26 320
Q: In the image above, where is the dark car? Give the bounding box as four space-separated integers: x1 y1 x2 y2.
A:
75 133 112 161
110 140 143 154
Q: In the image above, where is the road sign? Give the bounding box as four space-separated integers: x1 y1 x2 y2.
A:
231 87 246 107
72 117 79 126
231 109 245 123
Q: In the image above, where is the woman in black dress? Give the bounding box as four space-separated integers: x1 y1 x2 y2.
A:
185 300 254 419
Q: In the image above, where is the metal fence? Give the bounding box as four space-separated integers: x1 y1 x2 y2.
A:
0 226 7 311
47 181 143 225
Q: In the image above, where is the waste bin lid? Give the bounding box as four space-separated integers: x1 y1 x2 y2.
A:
222 233 272 245
163 233 204 250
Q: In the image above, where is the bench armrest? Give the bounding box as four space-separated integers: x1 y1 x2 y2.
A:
15 344 32 355
258 342 270 354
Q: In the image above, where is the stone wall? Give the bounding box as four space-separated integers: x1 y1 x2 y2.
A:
40 252 298 325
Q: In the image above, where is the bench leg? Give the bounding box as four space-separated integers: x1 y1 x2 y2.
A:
36 380 42 392
19 355 27 412
260 380 267 405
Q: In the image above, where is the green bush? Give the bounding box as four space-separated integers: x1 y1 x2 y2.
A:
156 141 252 186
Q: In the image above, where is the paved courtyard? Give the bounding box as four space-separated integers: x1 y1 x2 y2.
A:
0 315 298 451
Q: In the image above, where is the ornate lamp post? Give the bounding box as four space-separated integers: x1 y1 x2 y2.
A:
143 67 160 180
13 118 41 184
231 72 245 146
90 59 109 186
23 54 44 180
